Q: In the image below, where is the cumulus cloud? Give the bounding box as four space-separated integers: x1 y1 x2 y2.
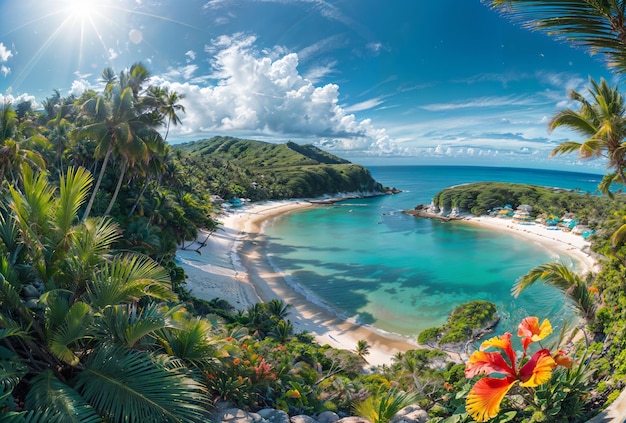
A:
0 43 12 62
149 33 401 156
0 93 36 104
69 79 95 96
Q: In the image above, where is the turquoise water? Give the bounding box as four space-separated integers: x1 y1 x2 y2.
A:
262 166 603 339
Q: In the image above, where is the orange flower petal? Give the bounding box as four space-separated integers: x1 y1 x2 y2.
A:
465 350 515 379
479 332 517 371
554 350 573 369
519 349 556 387
466 376 517 422
518 317 552 351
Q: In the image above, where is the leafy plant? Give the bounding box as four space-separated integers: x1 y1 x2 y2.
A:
352 388 420 423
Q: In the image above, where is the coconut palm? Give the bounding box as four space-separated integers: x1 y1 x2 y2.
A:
512 262 598 322
146 86 186 142
355 339 371 362
266 298 292 319
487 0 626 74
547 78 626 193
74 63 162 220
0 101 47 185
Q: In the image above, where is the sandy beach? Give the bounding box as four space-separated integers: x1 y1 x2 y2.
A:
176 200 600 367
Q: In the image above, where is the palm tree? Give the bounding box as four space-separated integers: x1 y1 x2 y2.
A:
513 262 598 322
75 64 161 219
548 78 626 193
0 101 47 185
487 0 626 74
355 339 371 362
266 298 292 319
145 86 186 141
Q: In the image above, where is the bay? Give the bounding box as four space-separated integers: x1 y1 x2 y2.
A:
262 166 603 339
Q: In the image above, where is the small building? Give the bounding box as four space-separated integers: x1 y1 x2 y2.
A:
513 207 534 224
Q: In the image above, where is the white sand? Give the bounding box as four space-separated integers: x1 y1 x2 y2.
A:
176 202 600 367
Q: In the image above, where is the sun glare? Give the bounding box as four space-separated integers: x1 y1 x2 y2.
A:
63 0 101 20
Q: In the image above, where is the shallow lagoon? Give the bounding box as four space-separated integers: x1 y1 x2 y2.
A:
262 166 601 338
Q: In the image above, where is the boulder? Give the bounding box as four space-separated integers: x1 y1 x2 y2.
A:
22 284 40 298
316 411 340 423
390 404 429 423
258 409 290 423
290 415 317 423
214 408 264 423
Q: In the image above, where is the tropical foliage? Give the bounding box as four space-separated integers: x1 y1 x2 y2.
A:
431 181 615 220
2 28 626 420
418 301 498 347
174 137 389 201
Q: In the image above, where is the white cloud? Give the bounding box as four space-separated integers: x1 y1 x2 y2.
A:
298 35 346 61
68 79 94 96
0 93 35 104
366 42 384 55
421 95 536 112
1 66 10 77
0 43 12 62
153 34 401 156
343 98 384 113
185 50 196 61
303 62 337 83
108 48 118 60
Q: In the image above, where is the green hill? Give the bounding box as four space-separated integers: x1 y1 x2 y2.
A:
174 136 387 200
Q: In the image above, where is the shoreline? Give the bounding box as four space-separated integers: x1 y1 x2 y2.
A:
176 200 600 367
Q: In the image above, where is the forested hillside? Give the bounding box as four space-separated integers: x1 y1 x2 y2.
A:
173 136 387 200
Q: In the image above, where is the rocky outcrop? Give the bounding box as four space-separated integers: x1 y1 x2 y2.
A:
403 204 461 222
212 405 430 423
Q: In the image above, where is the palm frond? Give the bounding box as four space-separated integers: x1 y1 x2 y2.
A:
75 344 208 423
487 0 626 73
599 172 620 196
87 253 175 309
158 316 218 366
95 303 182 349
24 370 102 423
512 262 579 296
610 223 626 247
55 167 93 238
513 262 597 320
353 388 420 423
549 141 584 157
48 301 92 365
0 355 27 406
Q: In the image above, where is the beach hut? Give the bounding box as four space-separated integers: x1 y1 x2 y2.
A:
513 207 534 224
545 215 559 226
498 204 514 218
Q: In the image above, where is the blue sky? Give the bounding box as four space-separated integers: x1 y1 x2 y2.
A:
0 0 617 172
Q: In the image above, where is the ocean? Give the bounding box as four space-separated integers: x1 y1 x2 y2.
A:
262 166 604 340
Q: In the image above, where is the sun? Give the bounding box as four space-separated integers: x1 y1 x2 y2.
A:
62 0 103 21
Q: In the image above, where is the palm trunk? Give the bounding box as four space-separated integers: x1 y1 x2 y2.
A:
104 162 127 216
128 176 150 217
82 145 112 221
